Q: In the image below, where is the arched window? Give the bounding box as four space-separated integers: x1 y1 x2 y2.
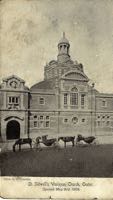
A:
70 87 78 106
71 87 78 92
60 45 62 50
81 94 85 107
64 93 68 105
72 117 78 124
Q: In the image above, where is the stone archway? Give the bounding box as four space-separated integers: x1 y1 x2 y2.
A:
6 120 20 140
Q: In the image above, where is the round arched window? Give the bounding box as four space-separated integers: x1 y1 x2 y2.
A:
70 87 78 106
72 117 78 125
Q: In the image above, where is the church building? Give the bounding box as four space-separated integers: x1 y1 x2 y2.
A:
0 33 113 144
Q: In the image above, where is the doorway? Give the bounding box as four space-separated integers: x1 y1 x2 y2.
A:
6 120 20 140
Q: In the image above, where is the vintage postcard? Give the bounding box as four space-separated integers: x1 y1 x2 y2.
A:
0 0 113 199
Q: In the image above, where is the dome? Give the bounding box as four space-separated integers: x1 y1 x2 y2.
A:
58 32 70 45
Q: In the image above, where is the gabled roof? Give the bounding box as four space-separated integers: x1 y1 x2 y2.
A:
2 75 25 83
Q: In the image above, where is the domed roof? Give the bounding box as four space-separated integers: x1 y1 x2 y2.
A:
58 32 69 45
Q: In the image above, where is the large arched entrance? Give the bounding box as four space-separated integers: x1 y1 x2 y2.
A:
6 120 20 140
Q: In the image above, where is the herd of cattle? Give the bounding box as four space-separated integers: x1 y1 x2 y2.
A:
13 134 98 152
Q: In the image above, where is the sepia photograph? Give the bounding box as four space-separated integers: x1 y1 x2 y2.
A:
0 0 113 199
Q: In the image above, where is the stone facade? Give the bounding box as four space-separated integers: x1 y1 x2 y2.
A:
0 34 113 143
0 75 29 141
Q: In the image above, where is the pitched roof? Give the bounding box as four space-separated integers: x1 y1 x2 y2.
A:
30 79 55 90
2 75 25 83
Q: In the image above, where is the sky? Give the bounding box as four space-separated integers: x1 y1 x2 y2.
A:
0 0 113 92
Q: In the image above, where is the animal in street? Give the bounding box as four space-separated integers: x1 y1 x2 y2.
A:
13 138 32 152
76 134 96 145
58 136 75 148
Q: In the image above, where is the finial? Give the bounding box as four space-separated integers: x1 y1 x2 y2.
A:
63 32 65 38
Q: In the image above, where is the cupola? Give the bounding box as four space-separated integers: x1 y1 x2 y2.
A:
57 32 70 63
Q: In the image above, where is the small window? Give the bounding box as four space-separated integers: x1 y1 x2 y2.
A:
97 121 101 126
64 93 68 105
72 117 78 124
39 121 44 128
8 96 19 104
39 97 45 105
9 97 11 103
82 118 85 122
15 97 18 103
46 116 49 120
45 121 50 128
81 94 85 106
34 115 37 119
102 100 107 107
64 118 68 123
40 116 43 120
102 116 105 118
34 121 37 127
60 45 62 49
12 97 15 103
